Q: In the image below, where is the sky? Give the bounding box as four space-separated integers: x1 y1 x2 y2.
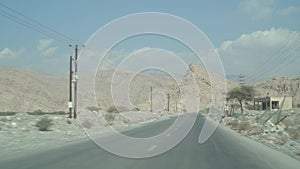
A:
0 0 300 83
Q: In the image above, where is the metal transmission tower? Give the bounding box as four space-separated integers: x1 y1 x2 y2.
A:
239 74 245 85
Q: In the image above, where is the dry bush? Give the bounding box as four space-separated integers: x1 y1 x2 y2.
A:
282 118 294 129
238 121 251 131
81 120 93 129
274 137 288 146
35 117 53 131
86 106 101 112
28 110 66 116
122 118 130 124
0 112 16 116
106 105 130 113
228 119 239 129
295 146 300 156
104 113 115 125
287 128 300 141
249 125 264 135
294 116 300 125
106 106 119 113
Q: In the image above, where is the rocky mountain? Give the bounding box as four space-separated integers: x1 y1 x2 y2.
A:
93 70 179 112
0 69 68 112
0 69 179 113
1 65 300 113
185 64 238 110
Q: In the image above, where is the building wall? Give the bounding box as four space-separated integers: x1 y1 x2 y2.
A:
270 96 293 110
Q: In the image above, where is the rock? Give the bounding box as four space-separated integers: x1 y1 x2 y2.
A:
288 140 297 147
276 124 286 131
11 122 17 128
5 116 11 121
248 124 264 135
295 145 300 156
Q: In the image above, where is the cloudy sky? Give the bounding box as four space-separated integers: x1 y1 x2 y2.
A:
0 0 299 83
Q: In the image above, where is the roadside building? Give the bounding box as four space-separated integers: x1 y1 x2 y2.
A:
254 96 292 111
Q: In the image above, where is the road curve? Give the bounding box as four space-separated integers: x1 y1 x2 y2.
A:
0 113 299 169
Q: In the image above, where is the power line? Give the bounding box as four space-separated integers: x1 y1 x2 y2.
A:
245 32 298 80
0 3 80 45
0 3 83 45
0 10 64 43
246 41 300 83
245 32 300 83
245 31 299 83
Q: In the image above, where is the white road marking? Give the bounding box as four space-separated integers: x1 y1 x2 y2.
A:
147 145 157 151
166 133 171 137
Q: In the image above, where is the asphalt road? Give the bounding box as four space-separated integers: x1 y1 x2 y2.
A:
0 113 299 169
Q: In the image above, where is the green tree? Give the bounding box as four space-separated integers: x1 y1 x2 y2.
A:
227 85 255 114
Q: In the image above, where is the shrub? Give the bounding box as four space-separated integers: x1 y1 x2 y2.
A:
282 118 293 129
274 137 288 146
106 105 130 113
81 120 93 129
28 110 66 116
104 113 115 125
294 116 300 125
132 107 140 111
86 106 101 112
106 106 119 113
245 104 254 110
29 110 44 115
287 128 300 141
0 112 17 116
66 120 72 124
50 111 67 115
237 121 251 131
35 117 54 131
228 119 239 129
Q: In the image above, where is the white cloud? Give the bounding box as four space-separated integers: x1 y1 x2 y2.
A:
37 39 59 57
239 0 300 20
218 28 300 81
0 47 25 59
41 46 58 57
37 39 54 51
78 47 202 78
277 6 300 16
25 54 70 74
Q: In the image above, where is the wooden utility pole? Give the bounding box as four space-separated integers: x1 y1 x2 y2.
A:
68 55 73 118
69 44 79 119
167 93 170 111
150 86 153 112
175 97 177 113
73 45 78 119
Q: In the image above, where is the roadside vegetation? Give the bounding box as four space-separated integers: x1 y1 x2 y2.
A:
227 85 256 114
35 117 54 131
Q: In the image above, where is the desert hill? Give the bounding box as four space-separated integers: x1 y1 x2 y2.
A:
0 69 68 112
1 65 300 113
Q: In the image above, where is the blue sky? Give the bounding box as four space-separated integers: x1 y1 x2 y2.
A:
0 0 300 83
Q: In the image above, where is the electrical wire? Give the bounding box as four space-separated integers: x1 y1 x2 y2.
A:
0 2 83 46
244 32 300 83
246 40 300 83
245 31 299 82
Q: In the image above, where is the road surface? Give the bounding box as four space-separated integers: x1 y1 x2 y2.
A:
0 113 299 169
